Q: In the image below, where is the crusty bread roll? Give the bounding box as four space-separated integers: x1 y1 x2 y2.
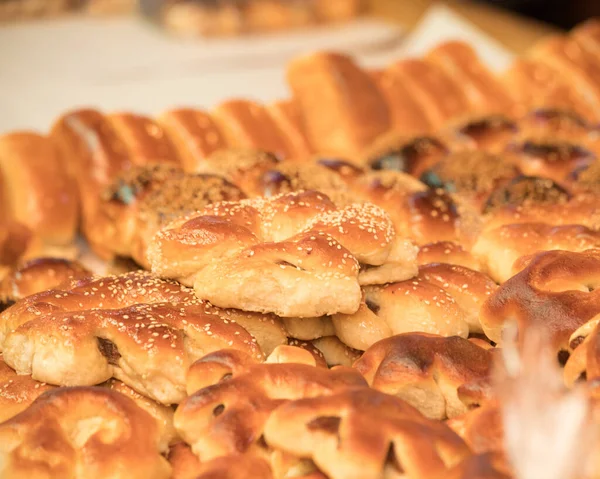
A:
370 68 432 135
0 386 171 479
427 41 515 116
530 36 600 112
0 132 78 246
0 257 90 303
287 52 391 158
387 58 472 127
473 223 600 283
267 99 313 160
149 190 418 316
263 388 471 479
480 249 600 353
176 350 366 461
354 333 493 419
157 108 228 172
212 99 293 160
97 165 246 265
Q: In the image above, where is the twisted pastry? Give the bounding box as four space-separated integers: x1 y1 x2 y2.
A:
354 333 493 420
0 387 171 479
263 388 470 479
149 190 418 317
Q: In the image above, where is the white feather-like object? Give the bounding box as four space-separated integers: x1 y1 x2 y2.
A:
495 323 597 479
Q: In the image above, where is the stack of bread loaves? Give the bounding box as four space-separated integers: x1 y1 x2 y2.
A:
0 17 600 479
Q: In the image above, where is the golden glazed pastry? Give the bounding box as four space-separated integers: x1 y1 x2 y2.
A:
287 52 391 158
480 249 600 355
473 223 600 283
149 190 418 317
426 41 515 116
175 349 367 461
0 257 90 304
97 164 246 265
332 263 495 350
0 386 171 479
0 132 78 248
354 333 493 420
263 388 471 479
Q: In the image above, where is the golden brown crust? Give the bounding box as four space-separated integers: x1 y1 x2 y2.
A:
364 131 449 176
0 257 90 303
473 223 600 283
2 301 265 404
0 132 78 246
196 148 280 197
157 108 228 171
212 99 293 160
450 115 518 154
427 41 515 115
176 350 366 460
263 388 470 479
107 113 182 167
354 333 493 420
418 241 482 271
480 249 600 352
530 36 600 113
371 68 433 135
267 100 313 160
446 452 512 479
333 276 470 351
98 164 246 265
149 191 417 317
447 401 504 456
0 386 171 478
50 109 132 257
287 52 391 157
503 58 598 121
0 355 54 423
0 271 286 360
387 59 472 127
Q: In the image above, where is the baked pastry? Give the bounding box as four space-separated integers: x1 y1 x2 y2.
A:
417 241 482 271
0 132 78 248
446 452 512 479
449 115 517 154
212 99 293 161
530 36 600 113
386 59 472 127
504 58 598 121
287 52 391 158
197 148 280 197
267 100 314 160
426 41 515 115
0 257 90 304
0 386 171 478
175 349 367 460
332 276 470 351
354 333 493 420
98 164 246 265
262 388 471 479
364 132 449 176
370 69 433 135
0 272 288 403
473 223 600 283
480 249 600 356
149 190 418 317
158 108 228 171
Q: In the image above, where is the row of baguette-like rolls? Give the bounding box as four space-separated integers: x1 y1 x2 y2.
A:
1 17 600 269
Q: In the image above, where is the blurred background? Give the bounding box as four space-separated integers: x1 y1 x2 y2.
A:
1 0 598 132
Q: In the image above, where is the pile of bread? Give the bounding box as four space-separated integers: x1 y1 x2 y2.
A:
0 17 599 479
